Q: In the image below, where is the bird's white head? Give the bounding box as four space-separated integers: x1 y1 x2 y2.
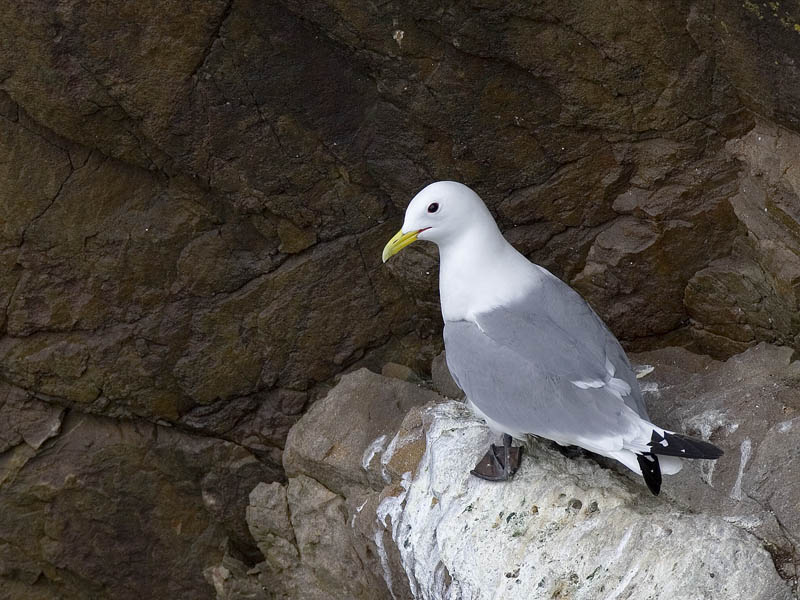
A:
382 181 536 321
382 181 500 262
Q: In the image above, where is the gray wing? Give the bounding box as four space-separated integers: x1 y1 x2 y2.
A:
499 271 645 416
443 273 647 441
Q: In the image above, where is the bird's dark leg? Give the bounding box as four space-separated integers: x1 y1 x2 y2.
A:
470 433 523 481
549 440 586 459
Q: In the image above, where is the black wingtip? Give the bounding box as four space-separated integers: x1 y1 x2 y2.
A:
637 453 661 496
649 431 724 460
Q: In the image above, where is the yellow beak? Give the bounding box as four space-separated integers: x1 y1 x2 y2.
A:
382 229 423 263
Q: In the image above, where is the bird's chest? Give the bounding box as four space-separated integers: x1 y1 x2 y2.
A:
439 269 535 324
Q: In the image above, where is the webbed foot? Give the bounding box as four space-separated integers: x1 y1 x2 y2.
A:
470 434 523 481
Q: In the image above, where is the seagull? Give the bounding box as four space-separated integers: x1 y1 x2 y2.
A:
382 181 722 495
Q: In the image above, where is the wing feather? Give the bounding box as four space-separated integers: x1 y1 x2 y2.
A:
443 273 649 450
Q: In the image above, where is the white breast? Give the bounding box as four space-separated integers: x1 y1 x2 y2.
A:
438 241 542 323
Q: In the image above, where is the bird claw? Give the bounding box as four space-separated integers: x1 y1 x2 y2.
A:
470 437 523 481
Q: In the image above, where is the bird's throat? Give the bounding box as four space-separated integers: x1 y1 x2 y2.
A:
438 235 538 323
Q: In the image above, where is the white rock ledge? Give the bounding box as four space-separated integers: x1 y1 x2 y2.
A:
378 401 793 600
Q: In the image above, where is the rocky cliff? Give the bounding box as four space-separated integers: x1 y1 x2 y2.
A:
2 1 800 598
211 350 799 599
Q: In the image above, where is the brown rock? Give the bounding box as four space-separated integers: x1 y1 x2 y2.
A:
286 475 381 599
685 122 800 357
205 554 269 600
687 3 800 132
0 383 64 452
380 405 427 484
277 219 317 254
571 155 742 343
5 2 800 597
431 352 464 400
685 253 783 357
380 362 421 383
212 368 440 600
247 482 296 551
2 0 799 433
0 115 72 248
230 474 393 600
283 368 440 496
0 404 273 600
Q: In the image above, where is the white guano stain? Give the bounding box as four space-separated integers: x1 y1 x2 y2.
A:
605 561 640 600
362 434 388 470
685 409 739 442
380 433 402 483
699 459 717 488
375 471 417 599
374 472 412 600
730 438 752 501
374 529 396 600
376 471 413 537
612 527 634 562
639 381 660 397
351 498 369 528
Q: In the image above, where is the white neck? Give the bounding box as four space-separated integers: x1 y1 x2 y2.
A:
437 227 541 322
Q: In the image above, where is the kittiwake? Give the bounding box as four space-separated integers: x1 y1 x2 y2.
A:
382 181 722 495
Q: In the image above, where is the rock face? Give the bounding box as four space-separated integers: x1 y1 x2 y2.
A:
3 1 800 598
632 343 800 584
685 122 800 356
0 383 275 600
208 368 440 600
3 0 800 434
214 356 798 599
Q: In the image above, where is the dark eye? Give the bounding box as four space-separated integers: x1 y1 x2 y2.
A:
427 202 439 213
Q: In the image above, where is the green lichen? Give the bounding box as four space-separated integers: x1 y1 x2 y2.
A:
742 1 764 19
743 0 800 32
